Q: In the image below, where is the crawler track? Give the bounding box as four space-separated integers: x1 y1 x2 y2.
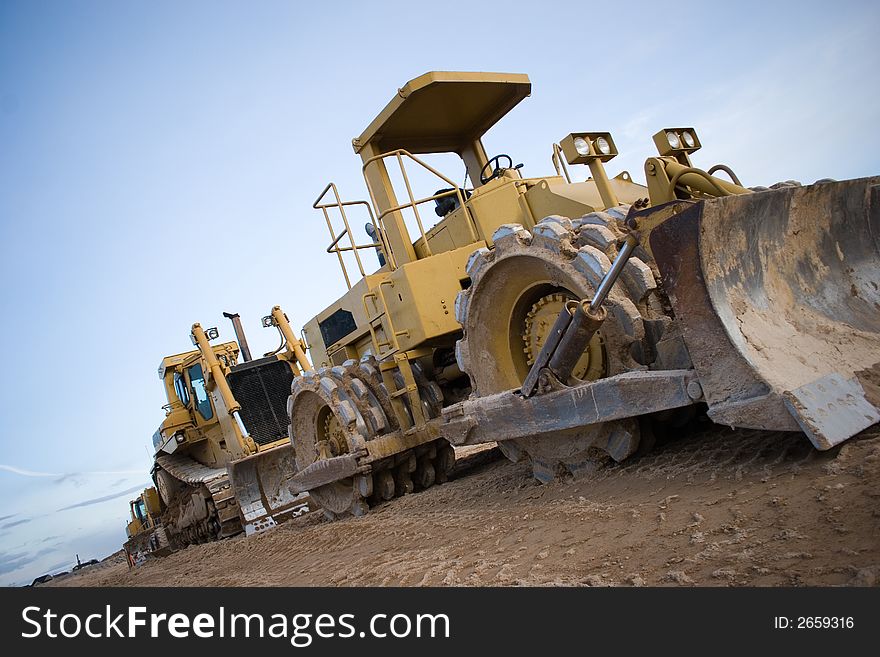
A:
155 454 242 547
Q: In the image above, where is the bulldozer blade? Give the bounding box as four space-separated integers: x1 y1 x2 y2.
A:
650 177 880 449
228 444 310 536
783 373 879 449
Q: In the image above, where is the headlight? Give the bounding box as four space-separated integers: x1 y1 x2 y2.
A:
573 137 591 156
653 128 700 157
595 136 611 155
560 132 616 164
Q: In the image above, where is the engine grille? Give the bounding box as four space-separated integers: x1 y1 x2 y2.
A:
227 357 294 446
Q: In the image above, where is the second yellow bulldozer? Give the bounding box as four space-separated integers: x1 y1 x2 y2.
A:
150 306 311 546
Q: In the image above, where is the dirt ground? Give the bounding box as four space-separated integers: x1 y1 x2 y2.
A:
48 423 880 587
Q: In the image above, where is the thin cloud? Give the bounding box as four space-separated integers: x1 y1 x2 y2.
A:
0 514 16 523
72 470 144 476
0 547 55 576
0 518 32 530
57 484 147 512
0 465 143 481
0 465 59 478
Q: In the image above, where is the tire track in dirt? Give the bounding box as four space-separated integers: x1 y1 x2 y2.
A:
49 424 880 587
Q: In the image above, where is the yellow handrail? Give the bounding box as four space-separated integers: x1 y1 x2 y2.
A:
360 149 479 260
551 143 572 183
313 182 388 289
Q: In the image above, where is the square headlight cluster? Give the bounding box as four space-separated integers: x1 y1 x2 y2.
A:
559 132 618 165
653 128 701 156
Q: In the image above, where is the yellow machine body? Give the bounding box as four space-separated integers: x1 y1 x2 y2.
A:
303 72 649 368
123 486 172 564
133 71 878 527
286 71 878 514
149 307 310 546
125 487 161 539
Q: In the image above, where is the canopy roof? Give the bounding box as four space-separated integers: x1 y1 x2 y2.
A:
353 71 531 156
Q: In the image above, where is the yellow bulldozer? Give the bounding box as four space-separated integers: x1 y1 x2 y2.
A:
149 306 311 547
123 487 170 565
144 71 878 529
243 70 877 518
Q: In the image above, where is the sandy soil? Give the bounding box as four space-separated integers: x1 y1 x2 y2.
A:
47 423 880 587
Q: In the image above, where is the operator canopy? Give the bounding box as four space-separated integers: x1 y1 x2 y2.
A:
353 71 531 155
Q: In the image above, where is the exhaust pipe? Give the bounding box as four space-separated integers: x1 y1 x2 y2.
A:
223 312 253 362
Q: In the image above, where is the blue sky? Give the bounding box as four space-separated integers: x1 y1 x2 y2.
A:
0 0 877 586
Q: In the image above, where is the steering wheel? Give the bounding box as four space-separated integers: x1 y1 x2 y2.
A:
480 154 515 185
